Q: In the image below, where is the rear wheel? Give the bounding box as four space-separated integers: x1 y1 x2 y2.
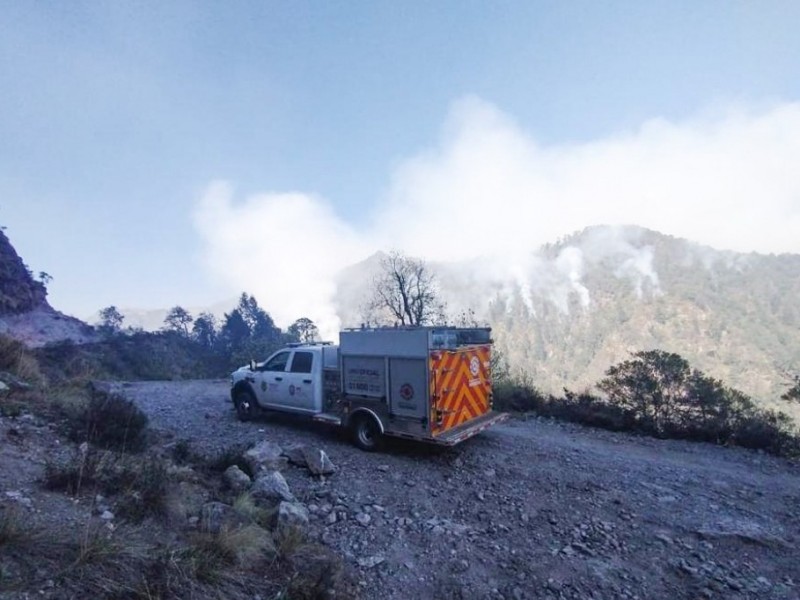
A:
351 413 382 451
233 389 258 422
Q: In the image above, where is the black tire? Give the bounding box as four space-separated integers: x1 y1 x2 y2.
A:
233 388 258 422
351 413 382 452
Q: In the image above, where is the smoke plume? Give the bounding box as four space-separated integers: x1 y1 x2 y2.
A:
194 97 800 334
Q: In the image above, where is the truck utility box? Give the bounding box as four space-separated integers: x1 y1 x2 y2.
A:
339 327 503 441
230 326 508 450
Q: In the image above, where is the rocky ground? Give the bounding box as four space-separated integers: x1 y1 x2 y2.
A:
0 308 96 348
2 378 798 599
106 379 800 600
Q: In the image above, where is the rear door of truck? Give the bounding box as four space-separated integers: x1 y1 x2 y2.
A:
430 344 492 435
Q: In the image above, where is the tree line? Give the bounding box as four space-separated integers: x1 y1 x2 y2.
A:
97 292 320 370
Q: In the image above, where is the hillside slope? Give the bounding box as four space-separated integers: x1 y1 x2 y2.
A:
0 229 95 347
488 226 800 406
334 226 800 406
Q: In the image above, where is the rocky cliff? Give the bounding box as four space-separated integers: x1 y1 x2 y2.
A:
0 229 95 347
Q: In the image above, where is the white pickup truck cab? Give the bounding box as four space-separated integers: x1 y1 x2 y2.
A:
231 343 339 416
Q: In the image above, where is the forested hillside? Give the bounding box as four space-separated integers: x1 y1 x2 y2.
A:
334 226 800 409
487 226 800 408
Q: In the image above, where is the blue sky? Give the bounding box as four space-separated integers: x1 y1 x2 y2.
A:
2 1 800 327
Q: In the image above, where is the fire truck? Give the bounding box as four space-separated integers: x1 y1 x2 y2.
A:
230 326 508 450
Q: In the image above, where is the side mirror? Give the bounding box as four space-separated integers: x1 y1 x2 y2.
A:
249 359 257 371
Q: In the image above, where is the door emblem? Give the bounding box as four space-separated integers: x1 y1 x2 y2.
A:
469 356 480 376
261 381 267 392
289 384 296 396
399 383 414 400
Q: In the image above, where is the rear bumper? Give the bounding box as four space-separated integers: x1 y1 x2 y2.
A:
385 411 509 446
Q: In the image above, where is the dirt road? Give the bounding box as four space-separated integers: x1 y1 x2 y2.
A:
121 380 800 599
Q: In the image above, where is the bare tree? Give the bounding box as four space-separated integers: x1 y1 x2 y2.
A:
368 251 446 326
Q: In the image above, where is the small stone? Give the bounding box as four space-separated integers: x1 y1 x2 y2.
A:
377 465 389 472
100 510 114 521
355 513 371 526
547 579 562 592
655 533 673 545
326 511 337 525
357 554 385 569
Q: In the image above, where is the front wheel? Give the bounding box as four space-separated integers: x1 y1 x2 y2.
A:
351 414 382 452
233 389 258 422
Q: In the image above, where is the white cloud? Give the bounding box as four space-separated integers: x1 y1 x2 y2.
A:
194 97 800 333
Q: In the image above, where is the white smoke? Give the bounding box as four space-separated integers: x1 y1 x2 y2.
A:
194 97 800 333
192 182 368 340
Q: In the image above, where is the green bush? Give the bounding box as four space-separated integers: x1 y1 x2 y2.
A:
0 334 44 385
45 449 169 522
199 444 254 478
495 350 800 458
66 387 149 452
113 455 169 522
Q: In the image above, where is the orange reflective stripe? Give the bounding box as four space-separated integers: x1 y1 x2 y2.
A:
429 345 492 435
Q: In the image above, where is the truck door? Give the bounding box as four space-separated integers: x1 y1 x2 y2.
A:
284 350 316 412
255 350 291 407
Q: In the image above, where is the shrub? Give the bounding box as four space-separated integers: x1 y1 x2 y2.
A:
199 444 253 478
0 398 23 418
44 450 97 495
0 334 44 386
114 455 169 522
284 543 354 600
493 378 549 413
45 449 170 522
66 387 149 452
171 439 193 464
732 410 800 456
0 507 28 548
497 350 800 458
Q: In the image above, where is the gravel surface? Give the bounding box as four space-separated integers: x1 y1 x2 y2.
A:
118 379 800 600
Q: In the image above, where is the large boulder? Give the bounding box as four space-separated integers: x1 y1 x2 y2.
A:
282 444 337 476
245 441 288 473
251 470 295 506
304 448 336 476
275 501 309 536
223 465 252 493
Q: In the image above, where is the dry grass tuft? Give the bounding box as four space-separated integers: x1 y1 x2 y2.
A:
0 507 30 549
